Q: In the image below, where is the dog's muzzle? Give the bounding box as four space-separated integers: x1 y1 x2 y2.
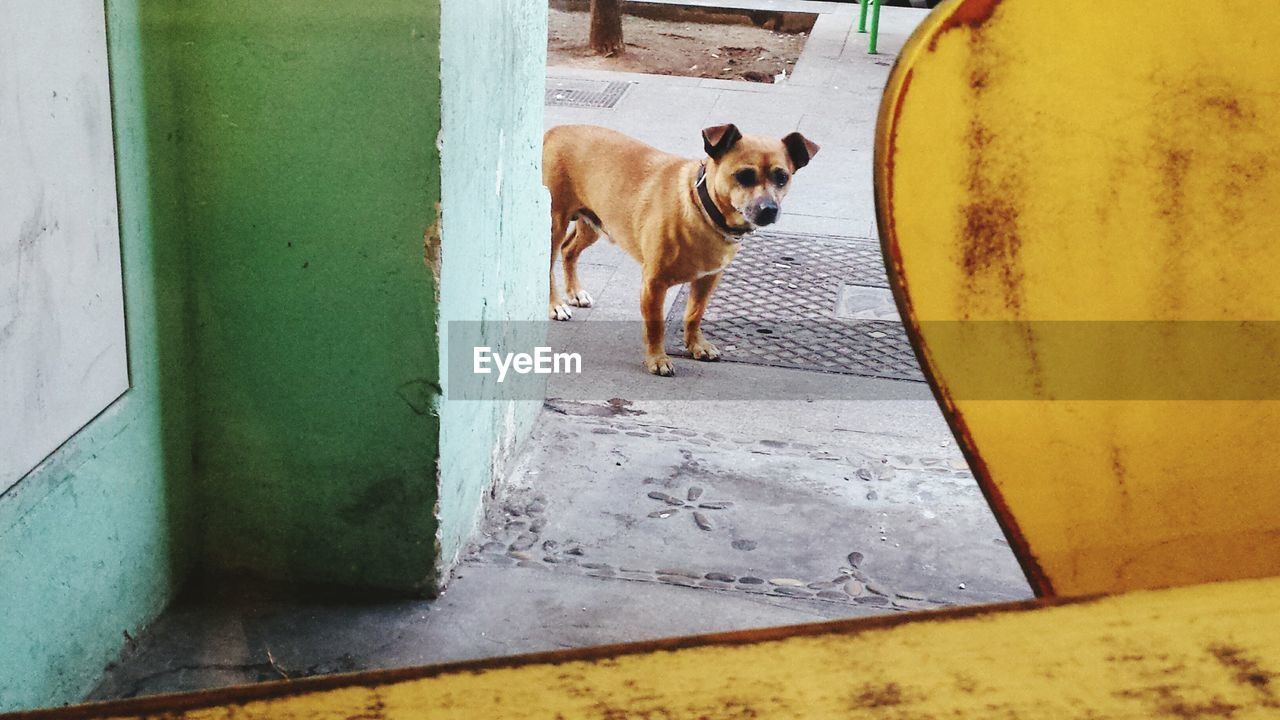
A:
748 198 780 227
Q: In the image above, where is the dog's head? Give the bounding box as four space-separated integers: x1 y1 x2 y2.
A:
701 123 820 230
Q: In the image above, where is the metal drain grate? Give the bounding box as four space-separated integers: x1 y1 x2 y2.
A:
665 231 925 381
546 79 630 109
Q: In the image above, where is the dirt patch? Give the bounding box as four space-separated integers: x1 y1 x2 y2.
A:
548 8 811 84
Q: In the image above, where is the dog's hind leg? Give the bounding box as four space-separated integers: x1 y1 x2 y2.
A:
562 216 602 308
549 211 573 321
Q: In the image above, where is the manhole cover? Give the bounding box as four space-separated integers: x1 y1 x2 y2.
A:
546 78 630 109
665 231 924 381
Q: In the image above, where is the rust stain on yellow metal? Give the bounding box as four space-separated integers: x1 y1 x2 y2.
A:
876 0 1280 597
8 577 1280 719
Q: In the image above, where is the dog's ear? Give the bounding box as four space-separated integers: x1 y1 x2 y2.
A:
782 132 820 170
702 124 742 160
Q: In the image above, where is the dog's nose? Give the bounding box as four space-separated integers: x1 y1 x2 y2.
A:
754 201 779 226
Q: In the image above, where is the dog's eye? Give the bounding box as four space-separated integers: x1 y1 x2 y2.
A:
734 168 758 186
771 168 790 186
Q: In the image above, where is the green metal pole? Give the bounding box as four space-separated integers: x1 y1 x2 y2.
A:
858 0 869 33
869 0 882 53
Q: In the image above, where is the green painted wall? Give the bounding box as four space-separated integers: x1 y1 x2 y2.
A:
437 2 551 568
0 0 197 709
159 2 445 592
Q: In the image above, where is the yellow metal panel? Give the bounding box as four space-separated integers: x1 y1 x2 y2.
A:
876 0 1280 596
11 577 1280 719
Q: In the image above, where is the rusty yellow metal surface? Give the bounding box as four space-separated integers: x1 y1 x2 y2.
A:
876 0 1280 596
8 576 1279 719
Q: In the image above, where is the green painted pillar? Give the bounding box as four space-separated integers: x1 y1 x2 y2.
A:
141 0 550 594
139 2 445 593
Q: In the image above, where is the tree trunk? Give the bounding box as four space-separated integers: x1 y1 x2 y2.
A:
589 0 625 56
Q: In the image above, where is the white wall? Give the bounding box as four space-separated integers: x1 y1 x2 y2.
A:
0 1 128 493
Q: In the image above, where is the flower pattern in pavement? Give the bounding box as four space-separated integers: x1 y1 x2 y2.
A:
645 486 732 531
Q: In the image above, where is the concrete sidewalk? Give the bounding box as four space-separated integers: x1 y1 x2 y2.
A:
89 4 1032 702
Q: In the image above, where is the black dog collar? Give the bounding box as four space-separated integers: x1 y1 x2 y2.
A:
696 163 753 237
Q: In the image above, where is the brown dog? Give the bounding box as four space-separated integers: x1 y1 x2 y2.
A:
542 124 819 376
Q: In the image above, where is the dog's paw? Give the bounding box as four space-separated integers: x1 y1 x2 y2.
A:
687 338 721 362
567 289 594 308
645 355 676 377
549 303 573 321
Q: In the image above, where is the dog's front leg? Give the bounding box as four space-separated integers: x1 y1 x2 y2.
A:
683 272 722 361
641 278 675 376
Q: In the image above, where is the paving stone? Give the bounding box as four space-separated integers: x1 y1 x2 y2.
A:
738 576 765 585
517 561 546 570
855 595 889 606
657 568 702 579
693 512 714 531
508 550 535 561
648 509 678 519
865 583 889 596
773 586 812 597
697 501 733 510
816 591 848 601
657 575 696 587
847 551 865 568
844 580 865 596
647 491 684 506
731 540 757 551
705 572 736 583
687 486 704 501
769 578 806 587
580 562 612 570
509 534 536 551
896 590 928 601
807 581 839 590
480 541 505 553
